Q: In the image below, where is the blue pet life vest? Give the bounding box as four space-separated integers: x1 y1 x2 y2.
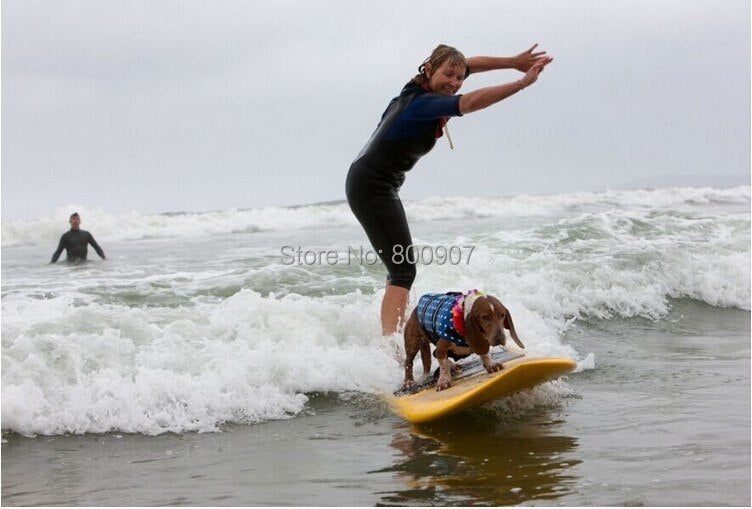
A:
416 292 469 348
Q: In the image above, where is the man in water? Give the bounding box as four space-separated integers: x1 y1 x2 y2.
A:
50 212 106 263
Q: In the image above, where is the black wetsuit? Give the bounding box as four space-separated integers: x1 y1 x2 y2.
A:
50 229 106 263
345 81 464 289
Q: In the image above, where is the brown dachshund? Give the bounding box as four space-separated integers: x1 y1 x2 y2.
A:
402 291 524 391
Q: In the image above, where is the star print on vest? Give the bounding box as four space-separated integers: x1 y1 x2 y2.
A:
416 290 486 347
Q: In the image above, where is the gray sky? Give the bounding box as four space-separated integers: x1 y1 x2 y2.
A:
2 0 749 220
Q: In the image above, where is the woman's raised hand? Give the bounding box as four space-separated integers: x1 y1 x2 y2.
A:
519 57 553 88
513 44 549 72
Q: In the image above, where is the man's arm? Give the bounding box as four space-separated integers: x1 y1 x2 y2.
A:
466 44 548 75
88 233 106 260
50 236 65 263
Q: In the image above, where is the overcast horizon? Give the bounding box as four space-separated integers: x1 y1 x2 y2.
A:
2 0 750 221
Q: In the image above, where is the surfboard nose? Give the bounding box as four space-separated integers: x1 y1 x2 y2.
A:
387 354 577 424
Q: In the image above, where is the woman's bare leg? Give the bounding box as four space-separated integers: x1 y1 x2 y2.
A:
381 284 409 335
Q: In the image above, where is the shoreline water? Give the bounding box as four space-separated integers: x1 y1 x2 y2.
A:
2 299 749 506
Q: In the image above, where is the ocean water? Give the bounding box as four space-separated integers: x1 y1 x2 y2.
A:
1 186 750 505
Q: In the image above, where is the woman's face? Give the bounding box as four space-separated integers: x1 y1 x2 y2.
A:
426 60 466 96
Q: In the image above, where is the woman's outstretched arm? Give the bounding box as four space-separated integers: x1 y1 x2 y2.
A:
466 44 548 75
459 57 552 114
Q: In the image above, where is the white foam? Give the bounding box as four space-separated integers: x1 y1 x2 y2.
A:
412 204 750 317
1 289 404 436
2 185 748 435
575 353 596 373
1 203 358 247
486 378 577 418
3 186 749 246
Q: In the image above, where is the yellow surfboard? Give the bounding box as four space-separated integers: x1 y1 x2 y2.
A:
387 347 577 424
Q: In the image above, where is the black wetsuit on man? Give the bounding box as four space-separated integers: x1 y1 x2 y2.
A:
50 229 106 263
345 78 466 289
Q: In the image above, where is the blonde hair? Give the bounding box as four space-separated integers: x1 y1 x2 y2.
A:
411 44 468 85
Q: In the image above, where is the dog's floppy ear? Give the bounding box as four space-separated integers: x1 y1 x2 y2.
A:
464 308 490 355
503 310 525 349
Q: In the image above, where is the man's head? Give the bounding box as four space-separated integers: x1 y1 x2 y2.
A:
69 212 81 229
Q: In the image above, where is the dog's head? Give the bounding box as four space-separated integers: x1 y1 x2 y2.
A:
464 293 525 353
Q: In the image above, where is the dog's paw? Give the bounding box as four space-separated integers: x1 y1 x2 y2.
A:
436 372 453 391
485 362 504 373
449 363 462 374
402 380 416 391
